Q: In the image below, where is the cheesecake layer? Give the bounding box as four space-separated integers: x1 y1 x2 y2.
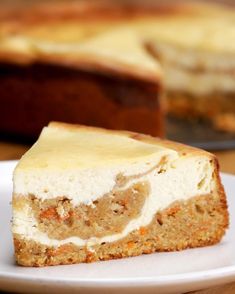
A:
13 123 173 205
147 39 235 96
162 64 235 96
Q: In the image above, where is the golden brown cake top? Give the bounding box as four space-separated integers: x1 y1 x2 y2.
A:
15 121 214 172
0 25 162 82
15 121 176 171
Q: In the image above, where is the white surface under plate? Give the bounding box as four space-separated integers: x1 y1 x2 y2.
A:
0 160 234 294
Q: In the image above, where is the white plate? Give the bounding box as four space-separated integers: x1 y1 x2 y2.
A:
0 160 235 294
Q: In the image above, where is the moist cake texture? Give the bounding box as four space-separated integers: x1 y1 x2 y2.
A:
12 122 229 266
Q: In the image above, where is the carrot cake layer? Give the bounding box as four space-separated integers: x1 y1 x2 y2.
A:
12 122 229 266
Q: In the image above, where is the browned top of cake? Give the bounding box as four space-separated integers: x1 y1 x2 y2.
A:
0 25 163 81
48 121 215 159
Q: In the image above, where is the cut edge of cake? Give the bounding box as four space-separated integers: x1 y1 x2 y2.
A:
12 122 229 266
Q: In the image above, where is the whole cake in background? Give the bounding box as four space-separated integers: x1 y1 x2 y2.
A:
0 0 235 138
12 122 229 266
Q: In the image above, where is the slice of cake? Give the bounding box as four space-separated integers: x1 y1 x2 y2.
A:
12 122 229 267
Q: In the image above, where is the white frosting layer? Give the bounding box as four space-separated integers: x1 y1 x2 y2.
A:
14 151 176 206
13 156 214 247
14 125 177 206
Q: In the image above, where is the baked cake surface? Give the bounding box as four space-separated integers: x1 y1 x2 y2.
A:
12 122 229 266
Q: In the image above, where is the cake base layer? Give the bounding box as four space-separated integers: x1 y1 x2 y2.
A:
167 91 235 133
14 192 228 267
